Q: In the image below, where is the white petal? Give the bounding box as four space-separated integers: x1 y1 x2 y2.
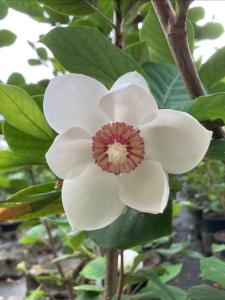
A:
43 74 110 134
142 109 212 174
62 164 125 230
111 71 150 92
100 84 158 127
46 127 92 179
118 250 143 273
119 161 169 214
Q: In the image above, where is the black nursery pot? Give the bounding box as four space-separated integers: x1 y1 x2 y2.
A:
214 229 225 243
203 213 225 233
213 230 225 257
0 221 22 233
191 208 203 220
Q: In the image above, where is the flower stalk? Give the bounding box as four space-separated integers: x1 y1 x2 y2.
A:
104 249 119 300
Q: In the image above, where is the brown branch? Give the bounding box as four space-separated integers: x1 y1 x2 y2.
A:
114 0 123 48
104 249 119 300
43 219 74 300
151 0 224 139
116 250 124 300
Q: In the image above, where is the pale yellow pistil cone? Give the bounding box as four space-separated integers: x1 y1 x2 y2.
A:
107 142 128 165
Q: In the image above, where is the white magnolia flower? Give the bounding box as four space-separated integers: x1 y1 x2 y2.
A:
118 249 143 273
44 72 212 230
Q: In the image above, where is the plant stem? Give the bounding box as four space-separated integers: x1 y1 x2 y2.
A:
43 219 74 300
104 249 119 300
151 0 224 139
83 0 116 29
116 250 124 300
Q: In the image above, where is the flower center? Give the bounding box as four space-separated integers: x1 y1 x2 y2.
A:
92 122 145 175
107 142 128 164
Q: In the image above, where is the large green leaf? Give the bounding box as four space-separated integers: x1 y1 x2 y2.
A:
206 139 225 161
143 62 191 110
5 0 43 17
189 93 225 124
3 122 52 163
88 201 172 249
0 29 16 47
0 0 8 20
125 41 149 64
187 285 225 300
140 5 173 64
200 47 225 89
38 0 96 16
42 26 143 88
200 257 225 287
0 150 42 172
140 4 194 64
0 84 52 139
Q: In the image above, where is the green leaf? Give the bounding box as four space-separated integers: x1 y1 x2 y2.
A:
19 224 45 244
0 29 16 47
212 243 225 253
38 0 96 16
140 5 173 64
36 47 48 60
5 0 43 17
137 269 178 300
200 257 225 287
206 139 225 161
0 150 40 172
136 285 186 300
80 257 106 280
156 241 188 256
0 84 53 139
200 46 225 89
125 41 149 64
188 6 205 24
159 263 183 283
42 26 144 88
0 182 59 207
7 73 26 86
28 58 41 66
69 230 86 250
3 122 51 163
189 93 225 124
75 285 104 293
143 62 191 110
195 22 224 41
0 0 8 20
187 285 225 300
26 286 45 300
0 183 63 220
88 201 172 249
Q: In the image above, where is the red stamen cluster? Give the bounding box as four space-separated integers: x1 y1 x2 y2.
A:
92 122 145 175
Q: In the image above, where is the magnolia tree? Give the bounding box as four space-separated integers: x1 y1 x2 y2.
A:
0 0 225 299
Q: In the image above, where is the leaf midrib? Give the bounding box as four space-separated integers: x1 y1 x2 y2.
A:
0 86 51 139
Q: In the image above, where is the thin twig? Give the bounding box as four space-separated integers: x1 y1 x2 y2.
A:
151 0 224 139
83 0 116 29
43 219 74 300
116 250 124 300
